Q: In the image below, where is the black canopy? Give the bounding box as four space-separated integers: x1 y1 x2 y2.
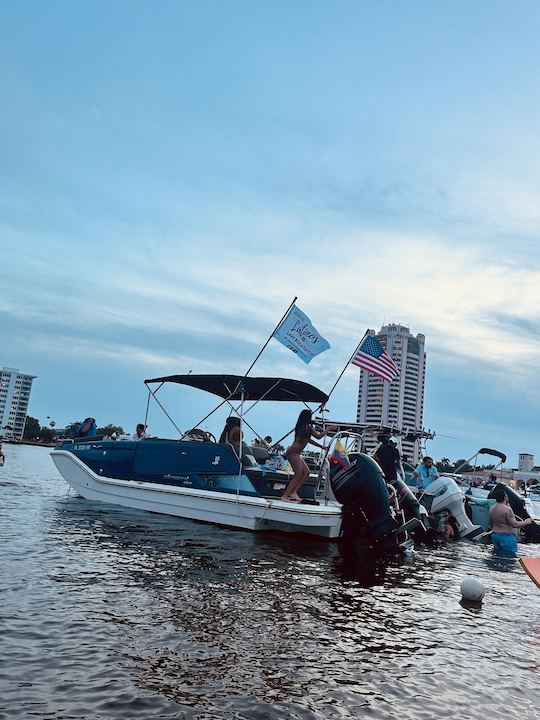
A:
478 448 507 463
144 374 329 403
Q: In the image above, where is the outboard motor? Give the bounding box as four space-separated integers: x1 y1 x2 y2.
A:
488 483 540 543
421 475 483 539
390 477 422 522
331 453 399 550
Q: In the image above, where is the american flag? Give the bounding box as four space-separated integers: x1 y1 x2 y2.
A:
351 335 399 382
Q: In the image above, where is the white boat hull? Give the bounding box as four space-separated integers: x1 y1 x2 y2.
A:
51 450 343 539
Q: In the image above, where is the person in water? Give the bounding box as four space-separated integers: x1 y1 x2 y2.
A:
488 487 533 555
0 443 5 466
282 410 334 503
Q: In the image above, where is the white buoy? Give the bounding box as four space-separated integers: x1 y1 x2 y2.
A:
460 577 485 602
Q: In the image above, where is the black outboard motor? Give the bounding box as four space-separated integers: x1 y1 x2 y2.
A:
389 477 422 522
488 483 540 543
331 453 399 549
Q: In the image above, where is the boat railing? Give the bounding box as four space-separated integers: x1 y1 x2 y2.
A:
317 431 364 504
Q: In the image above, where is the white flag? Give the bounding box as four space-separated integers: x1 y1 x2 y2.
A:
273 304 330 364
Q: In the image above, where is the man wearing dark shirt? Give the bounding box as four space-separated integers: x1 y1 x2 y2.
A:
374 435 401 482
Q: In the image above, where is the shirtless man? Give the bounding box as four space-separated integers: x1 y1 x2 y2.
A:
488 487 533 554
0 443 4 466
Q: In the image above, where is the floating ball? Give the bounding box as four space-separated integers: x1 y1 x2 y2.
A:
460 577 485 602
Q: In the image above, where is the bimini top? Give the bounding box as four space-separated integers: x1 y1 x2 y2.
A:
478 448 507 463
144 374 329 403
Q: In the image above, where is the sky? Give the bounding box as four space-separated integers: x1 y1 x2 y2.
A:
1 1 540 466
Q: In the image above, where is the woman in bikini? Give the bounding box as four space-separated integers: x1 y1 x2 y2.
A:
282 410 334 503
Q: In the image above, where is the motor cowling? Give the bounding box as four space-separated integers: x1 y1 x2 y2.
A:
331 453 399 545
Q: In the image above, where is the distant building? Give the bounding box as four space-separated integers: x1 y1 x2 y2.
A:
0 367 37 440
518 453 534 472
513 459 540 487
356 324 426 463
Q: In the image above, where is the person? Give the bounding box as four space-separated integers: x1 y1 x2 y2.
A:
489 487 533 555
219 417 241 447
252 435 273 448
282 410 334 503
413 456 439 490
374 434 401 482
0 443 5 466
132 423 148 441
74 418 97 438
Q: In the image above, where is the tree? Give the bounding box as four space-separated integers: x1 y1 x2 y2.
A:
39 426 56 443
23 416 41 440
58 422 81 439
436 457 452 472
452 459 473 473
96 424 124 437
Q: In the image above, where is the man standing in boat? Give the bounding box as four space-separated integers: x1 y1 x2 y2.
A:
414 456 439 490
374 434 401 482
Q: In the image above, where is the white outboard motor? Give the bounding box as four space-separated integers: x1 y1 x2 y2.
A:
421 475 483 539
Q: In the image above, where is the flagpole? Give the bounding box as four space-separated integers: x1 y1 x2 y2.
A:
243 296 298 378
317 329 370 411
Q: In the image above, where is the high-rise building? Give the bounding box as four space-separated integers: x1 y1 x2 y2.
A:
356 325 426 463
0 367 37 440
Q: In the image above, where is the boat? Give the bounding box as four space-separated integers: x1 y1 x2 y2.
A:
438 448 540 543
51 374 418 549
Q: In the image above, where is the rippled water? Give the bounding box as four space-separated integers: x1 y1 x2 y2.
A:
1 444 539 720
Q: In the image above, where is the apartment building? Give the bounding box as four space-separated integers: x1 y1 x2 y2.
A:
356 325 426 463
0 367 37 440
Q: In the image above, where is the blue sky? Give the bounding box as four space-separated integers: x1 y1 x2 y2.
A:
1 1 540 465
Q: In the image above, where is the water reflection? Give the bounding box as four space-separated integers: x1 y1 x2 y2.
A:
483 553 519 573
2 447 540 720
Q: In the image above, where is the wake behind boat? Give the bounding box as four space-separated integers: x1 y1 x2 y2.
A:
51 374 418 549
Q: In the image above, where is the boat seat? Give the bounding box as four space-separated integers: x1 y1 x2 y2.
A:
184 428 212 442
250 445 270 464
218 441 257 468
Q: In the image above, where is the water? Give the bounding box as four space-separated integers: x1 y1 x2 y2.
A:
1 444 539 720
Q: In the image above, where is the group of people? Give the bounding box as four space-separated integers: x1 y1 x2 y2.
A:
74 418 148 441
374 434 439 491
71 413 534 552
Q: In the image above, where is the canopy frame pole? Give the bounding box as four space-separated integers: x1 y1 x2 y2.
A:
143 385 152 431
243 296 297 378
145 380 237 440
224 379 283 420
178 393 237 440
145 382 185 436
236 389 245 500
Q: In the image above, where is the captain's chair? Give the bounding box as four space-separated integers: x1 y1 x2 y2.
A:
219 417 256 466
